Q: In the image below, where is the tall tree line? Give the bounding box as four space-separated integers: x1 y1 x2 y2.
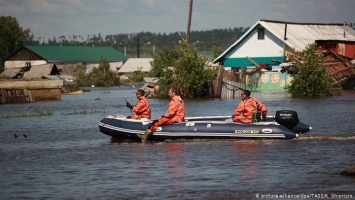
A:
35 27 249 56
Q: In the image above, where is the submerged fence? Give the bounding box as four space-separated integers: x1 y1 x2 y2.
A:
0 80 63 104
221 78 245 99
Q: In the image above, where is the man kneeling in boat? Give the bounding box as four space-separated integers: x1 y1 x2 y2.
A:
126 89 151 120
138 87 185 142
232 90 267 123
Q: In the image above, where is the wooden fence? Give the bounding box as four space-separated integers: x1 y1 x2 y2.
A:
221 78 245 99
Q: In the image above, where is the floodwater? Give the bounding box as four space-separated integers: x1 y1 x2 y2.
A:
0 87 354 199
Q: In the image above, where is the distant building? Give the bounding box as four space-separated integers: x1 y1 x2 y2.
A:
214 20 355 91
117 58 153 80
3 45 128 77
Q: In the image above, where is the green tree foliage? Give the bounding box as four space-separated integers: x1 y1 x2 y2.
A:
75 57 120 87
74 64 90 86
0 16 33 72
130 70 146 83
150 39 215 98
212 46 224 59
287 43 333 98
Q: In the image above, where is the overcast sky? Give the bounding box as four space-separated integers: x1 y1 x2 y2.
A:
1 0 355 41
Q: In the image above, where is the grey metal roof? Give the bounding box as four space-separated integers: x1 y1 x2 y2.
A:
1 68 21 78
22 64 58 79
260 20 355 51
118 58 153 73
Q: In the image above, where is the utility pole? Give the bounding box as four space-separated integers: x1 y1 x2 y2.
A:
137 36 140 58
282 23 287 62
186 0 193 44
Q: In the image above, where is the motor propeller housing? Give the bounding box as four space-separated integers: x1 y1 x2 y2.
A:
275 110 299 130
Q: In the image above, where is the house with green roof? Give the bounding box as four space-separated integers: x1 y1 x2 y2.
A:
3 46 129 75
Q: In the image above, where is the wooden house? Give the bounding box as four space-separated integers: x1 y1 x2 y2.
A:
3 45 128 76
1 46 128 103
214 20 355 91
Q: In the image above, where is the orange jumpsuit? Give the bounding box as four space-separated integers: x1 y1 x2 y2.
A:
131 96 151 120
150 95 185 132
233 97 267 123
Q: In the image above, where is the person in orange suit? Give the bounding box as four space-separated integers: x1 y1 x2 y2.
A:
138 87 185 142
233 90 267 123
126 89 151 120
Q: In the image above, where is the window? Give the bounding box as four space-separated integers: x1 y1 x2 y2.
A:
257 27 265 40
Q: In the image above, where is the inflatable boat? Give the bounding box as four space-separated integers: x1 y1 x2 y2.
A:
98 110 311 141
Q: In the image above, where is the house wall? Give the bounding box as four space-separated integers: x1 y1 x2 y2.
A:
224 28 287 67
318 41 355 59
0 80 63 89
109 62 124 72
0 80 63 104
5 60 47 69
222 26 293 91
337 43 355 58
245 72 293 91
30 88 62 102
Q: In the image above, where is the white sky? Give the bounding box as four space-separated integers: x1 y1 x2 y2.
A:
1 0 355 41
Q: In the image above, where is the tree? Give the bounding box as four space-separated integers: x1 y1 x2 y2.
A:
0 16 33 72
150 38 215 98
286 43 333 98
75 57 120 87
212 46 224 59
90 57 120 86
74 64 90 86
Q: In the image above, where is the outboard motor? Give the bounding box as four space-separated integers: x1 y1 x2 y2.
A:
275 110 299 130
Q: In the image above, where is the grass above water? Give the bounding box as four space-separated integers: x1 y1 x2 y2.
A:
0 108 107 118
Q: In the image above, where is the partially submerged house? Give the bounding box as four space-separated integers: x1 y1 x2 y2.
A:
1 46 128 103
214 20 355 91
3 45 129 76
117 58 153 80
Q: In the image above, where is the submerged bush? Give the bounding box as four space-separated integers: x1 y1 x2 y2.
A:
0 109 53 118
287 43 333 98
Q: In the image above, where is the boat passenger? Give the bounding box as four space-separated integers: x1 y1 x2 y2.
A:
126 89 151 120
138 87 185 142
232 90 267 123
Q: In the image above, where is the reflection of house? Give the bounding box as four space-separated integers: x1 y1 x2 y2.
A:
3 46 128 76
214 20 355 91
117 58 153 79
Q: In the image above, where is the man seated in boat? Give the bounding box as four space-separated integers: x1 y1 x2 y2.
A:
138 87 185 142
126 89 151 120
232 90 267 123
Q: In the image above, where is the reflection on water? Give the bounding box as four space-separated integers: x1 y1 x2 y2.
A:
165 143 184 187
0 88 354 199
